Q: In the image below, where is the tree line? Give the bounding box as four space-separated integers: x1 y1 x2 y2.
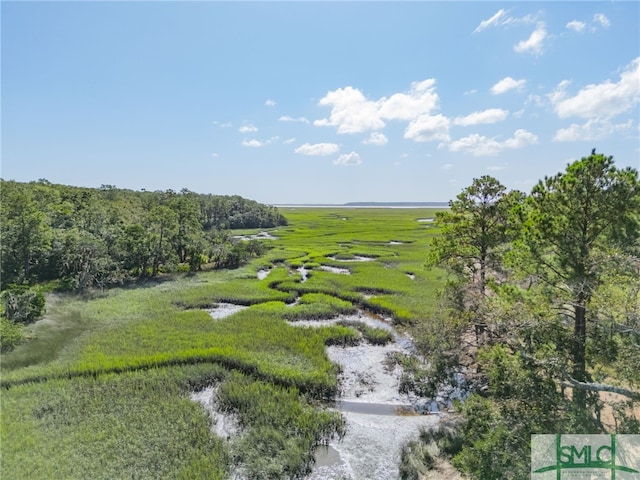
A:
0 179 287 293
406 151 639 479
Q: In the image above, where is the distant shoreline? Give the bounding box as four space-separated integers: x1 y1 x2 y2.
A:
274 202 448 209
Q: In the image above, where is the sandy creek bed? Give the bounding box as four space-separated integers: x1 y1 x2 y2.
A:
192 306 445 479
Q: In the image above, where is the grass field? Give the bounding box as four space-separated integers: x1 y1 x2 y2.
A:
1 207 445 479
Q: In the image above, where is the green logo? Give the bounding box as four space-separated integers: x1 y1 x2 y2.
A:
531 434 640 479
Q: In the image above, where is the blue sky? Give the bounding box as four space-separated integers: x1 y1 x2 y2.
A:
2 1 639 204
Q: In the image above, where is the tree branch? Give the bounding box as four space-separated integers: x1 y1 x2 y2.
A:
561 378 640 401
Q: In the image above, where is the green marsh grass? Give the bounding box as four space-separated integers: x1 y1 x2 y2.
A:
1 207 446 478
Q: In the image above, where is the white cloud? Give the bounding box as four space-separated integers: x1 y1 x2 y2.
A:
553 118 634 142
404 114 451 142
265 99 276 107
241 136 278 148
333 152 362 166
283 137 296 144
214 121 232 128
362 132 388 146
314 78 442 138
279 115 310 124
514 23 547 55
447 129 538 156
294 142 340 156
454 108 509 126
473 9 508 33
238 124 258 133
464 89 478 95
473 9 537 33
491 77 526 95
377 79 440 121
242 139 265 148
593 13 610 29
441 163 453 170
314 86 385 133
550 57 640 119
211 153 219 158
566 20 586 32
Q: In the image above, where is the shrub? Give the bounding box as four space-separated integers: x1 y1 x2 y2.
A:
1 285 45 323
0 317 24 353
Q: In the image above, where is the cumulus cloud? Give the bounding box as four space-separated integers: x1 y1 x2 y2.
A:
294 142 340 156
333 152 362 166
242 139 265 148
314 86 385 133
314 78 442 138
514 23 547 55
377 79 440 121
566 20 586 32
279 115 310 124
447 129 538 156
491 77 526 95
550 57 640 119
362 132 388 145
283 137 296 144
404 114 451 142
593 13 610 29
238 124 258 133
265 99 276 107
553 118 634 142
454 108 509 126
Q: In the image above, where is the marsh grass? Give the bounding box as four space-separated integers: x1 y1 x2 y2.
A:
1 365 229 480
336 319 394 345
1 207 446 478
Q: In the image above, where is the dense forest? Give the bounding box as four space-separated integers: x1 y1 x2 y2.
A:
401 151 640 479
0 179 286 342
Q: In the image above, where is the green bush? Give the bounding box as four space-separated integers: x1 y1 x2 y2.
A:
0 317 23 353
1 285 45 323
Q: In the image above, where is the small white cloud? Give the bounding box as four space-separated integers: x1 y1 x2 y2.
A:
211 153 219 158
464 89 478 95
294 142 340 156
283 137 296 144
566 20 586 32
279 115 310 124
441 163 453 170
550 57 640 119
333 152 362 166
473 8 537 33
241 137 278 148
447 129 538 156
553 118 634 142
454 108 509 126
214 121 232 128
242 139 265 148
473 9 508 33
238 124 258 133
514 23 547 55
491 77 526 95
362 132 388 145
265 99 276 107
593 13 610 29
404 114 451 142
